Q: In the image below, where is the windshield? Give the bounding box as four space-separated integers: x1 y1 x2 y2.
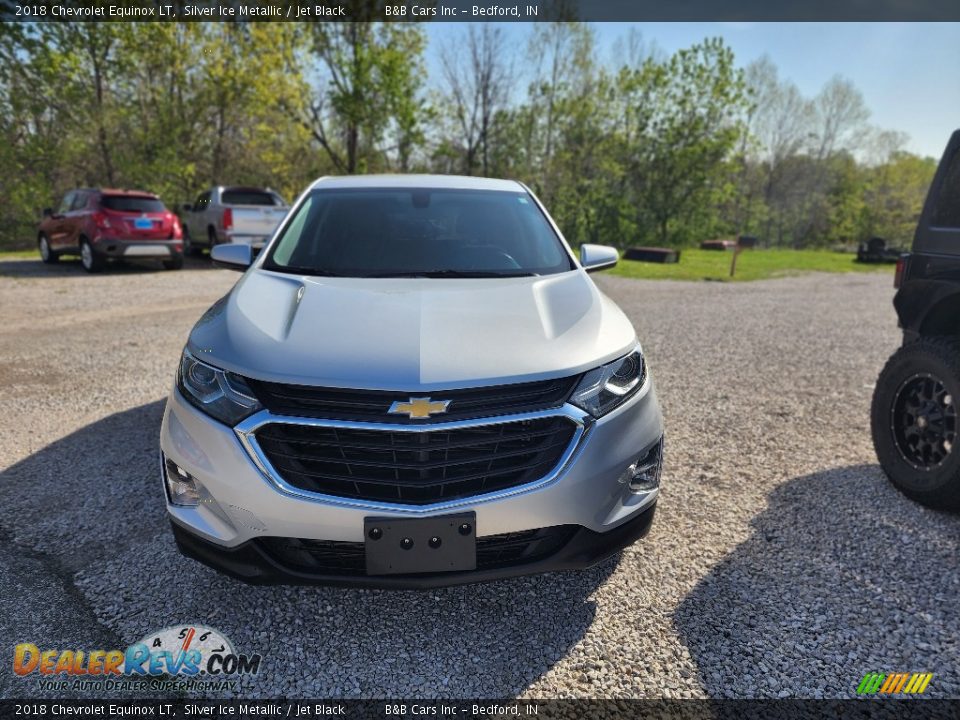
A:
262 188 574 278
101 195 165 213
222 189 285 206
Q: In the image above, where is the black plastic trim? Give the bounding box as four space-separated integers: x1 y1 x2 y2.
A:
169 503 656 589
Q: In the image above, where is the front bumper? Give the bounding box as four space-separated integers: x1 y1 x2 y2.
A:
160 374 664 586
170 503 656 588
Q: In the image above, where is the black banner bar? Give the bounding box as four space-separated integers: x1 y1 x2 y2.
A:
1 700 959 720
3 0 960 22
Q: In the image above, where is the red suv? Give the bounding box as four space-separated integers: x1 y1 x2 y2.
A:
38 188 184 272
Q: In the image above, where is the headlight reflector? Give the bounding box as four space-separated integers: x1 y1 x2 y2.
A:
177 348 262 425
570 346 646 417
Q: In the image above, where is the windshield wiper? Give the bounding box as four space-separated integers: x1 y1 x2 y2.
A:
264 265 344 277
362 270 538 278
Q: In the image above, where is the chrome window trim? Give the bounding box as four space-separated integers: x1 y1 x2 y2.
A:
234 405 594 513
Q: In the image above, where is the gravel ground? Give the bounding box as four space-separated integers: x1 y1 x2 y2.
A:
0 256 956 700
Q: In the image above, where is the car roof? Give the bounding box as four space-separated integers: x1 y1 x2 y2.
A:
310 174 525 192
93 188 159 198
220 186 275 193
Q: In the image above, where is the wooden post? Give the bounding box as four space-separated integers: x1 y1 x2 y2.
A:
730 235 758 278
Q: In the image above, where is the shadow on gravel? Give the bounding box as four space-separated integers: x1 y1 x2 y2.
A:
0 256 218 278
673 464 960 699
0 402 170 698
1 401 614 698
0 401 171 571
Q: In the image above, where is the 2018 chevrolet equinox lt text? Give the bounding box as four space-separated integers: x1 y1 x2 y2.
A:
159 175 665 588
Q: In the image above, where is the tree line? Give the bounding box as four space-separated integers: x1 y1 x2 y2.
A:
0 21 937 251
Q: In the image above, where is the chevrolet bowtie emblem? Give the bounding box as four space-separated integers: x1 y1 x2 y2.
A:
388 397 451 419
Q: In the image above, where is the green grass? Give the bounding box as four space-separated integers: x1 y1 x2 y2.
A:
608 248 896 282
0 249 39 259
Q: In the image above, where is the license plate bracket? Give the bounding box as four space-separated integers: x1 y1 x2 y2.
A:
364 512 476 576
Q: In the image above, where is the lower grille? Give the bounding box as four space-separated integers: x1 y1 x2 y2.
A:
253 416 578 505
259 525 577 577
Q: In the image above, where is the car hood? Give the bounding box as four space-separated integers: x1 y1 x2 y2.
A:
188 269 637 390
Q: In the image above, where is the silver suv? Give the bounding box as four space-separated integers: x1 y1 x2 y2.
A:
160 175 664 588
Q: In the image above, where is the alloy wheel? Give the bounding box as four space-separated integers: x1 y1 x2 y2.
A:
892 373 957 469
81 242 93 270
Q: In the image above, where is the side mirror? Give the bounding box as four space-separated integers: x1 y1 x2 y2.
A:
580 244 618 273
181 203 193 212
42 208 53 218
211 243 252 271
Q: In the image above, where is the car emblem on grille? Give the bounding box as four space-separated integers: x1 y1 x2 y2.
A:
388 397 451 419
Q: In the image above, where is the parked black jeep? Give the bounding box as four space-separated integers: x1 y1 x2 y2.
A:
871 130 960 510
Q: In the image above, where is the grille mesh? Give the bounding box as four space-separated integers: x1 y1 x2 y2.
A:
254 416 577 505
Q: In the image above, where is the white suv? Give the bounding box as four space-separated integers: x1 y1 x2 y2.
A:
160 175 664 588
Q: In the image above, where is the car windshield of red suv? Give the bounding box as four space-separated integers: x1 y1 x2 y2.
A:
101 195 165 213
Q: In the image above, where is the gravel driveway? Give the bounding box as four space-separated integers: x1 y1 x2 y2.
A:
0 256 956 699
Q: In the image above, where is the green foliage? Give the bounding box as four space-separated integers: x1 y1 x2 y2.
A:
0 22 940 257
298 18 429 173
622 39 749 247
861 152 939 244
0 22 316 248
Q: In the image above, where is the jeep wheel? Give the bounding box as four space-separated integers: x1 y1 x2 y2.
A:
79 238 104 273
871 337 960 510
39 235 59 264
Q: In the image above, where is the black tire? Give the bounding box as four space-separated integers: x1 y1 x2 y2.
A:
163 253 184 271
183 226 202 257
79 238 105 273
871 337 960 510
38 234 59 264
208 227 218 248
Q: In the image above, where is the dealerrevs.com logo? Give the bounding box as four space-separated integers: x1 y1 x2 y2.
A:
13 625 262 693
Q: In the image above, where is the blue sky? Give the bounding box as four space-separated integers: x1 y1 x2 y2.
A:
425 22 959 159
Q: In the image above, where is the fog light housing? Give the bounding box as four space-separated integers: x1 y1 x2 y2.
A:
164 458 203 507
624 437 663 494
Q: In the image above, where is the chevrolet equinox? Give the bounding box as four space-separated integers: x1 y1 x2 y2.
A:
160 175 664 588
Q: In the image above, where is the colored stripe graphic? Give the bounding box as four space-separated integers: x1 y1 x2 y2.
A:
879 674 898 693
858 672 932 695
857 673 885 694
911 673 933 694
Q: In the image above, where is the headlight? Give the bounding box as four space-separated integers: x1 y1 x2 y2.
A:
177 348 262 425
569 345 646 417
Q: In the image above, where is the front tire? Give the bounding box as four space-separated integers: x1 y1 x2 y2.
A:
871 337 960 510
39 234 59 264
79 238 104 273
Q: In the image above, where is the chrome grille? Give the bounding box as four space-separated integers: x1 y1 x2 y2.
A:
245 375 580 423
